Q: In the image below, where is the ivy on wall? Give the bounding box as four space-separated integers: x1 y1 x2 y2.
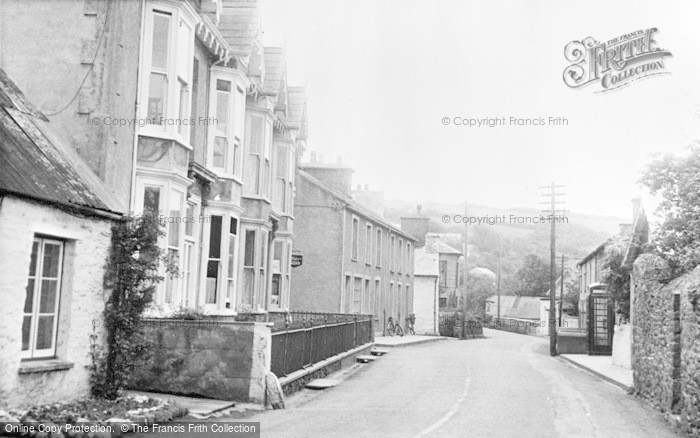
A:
89 214 166 399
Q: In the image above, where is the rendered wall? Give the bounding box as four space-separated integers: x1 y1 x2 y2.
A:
0 196 113 409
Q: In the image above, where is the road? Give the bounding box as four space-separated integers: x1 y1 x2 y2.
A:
237 329 679 438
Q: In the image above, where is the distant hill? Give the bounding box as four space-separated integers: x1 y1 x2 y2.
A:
383 199 626 263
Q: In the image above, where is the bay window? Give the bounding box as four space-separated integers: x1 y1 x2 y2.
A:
140 2 196 144
244 113 273 198
208 69 247 176
202 213 239 311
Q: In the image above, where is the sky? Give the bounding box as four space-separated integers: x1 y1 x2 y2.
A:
260 0 700 220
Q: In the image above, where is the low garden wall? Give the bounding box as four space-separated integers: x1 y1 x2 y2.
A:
130 319 272 403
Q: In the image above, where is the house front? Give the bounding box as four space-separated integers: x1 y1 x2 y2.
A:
291 159 416 335
0 69 124 408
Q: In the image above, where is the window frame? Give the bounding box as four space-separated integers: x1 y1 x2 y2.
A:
139 2 197 147
365 223 373 266
21 237 64 359
243 112 274 199
351 215 360 261
207 67 247 179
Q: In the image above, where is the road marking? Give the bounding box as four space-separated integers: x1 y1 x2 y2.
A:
414 377 471 437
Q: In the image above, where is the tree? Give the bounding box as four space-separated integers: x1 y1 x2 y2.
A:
639 143 700 276
514 254 551 296
464 274 495 317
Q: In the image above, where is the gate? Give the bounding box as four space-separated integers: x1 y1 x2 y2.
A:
588 293 614 355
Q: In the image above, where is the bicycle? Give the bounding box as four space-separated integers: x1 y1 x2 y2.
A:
387 316 404 336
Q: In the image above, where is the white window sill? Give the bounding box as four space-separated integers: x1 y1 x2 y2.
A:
18 359 74 374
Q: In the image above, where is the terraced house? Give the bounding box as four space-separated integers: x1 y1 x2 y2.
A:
291 157 416 336
0 0 306 316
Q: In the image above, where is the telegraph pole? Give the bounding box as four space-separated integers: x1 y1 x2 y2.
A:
461 201 469 339
540 182 565 356
559 254 566 327
497 236 502 324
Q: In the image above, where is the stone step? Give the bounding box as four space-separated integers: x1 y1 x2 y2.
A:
305 379 342 390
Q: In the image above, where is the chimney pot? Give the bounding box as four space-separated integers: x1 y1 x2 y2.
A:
310 151 317 162
337 155 343 164
364 184 369 191
417 205 422 214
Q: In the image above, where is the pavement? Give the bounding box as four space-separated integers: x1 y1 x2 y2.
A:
220 328 677 437
559 354 634 391
374 334 448 347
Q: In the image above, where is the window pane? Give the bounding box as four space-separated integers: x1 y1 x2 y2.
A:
178 79 189 136
216 89 229 134
260 231 268 267
209 216 222 258
213 137 228 169
168 190 182 247
35 315 54 350
39 280 58 313
233 142 240 175
242 268 255 305
148 73 167 124
143 186 161 215
228 236 236 275
244 230 255 267
206 260 219 304
151 13 170 70
24 279 35 313
42 243 61 278
185 204 194 237
217 79 231 92
230 217 238 235
29 241 38 276
21 316 31 351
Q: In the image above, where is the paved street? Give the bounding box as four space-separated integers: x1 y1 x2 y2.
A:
239 329 678 438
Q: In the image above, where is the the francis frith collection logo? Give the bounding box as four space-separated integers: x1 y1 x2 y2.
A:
563 28 672 92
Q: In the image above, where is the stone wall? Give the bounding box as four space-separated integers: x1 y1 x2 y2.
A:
130 320 272 403
632 254 700 435
631 254 678 412
676 267 700 436
0 196 113 409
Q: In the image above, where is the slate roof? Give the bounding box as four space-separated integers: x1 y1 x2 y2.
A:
263 47 287 104
0 68 124 217
218 0 262 60
486 295 543 320
286 86 307 140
